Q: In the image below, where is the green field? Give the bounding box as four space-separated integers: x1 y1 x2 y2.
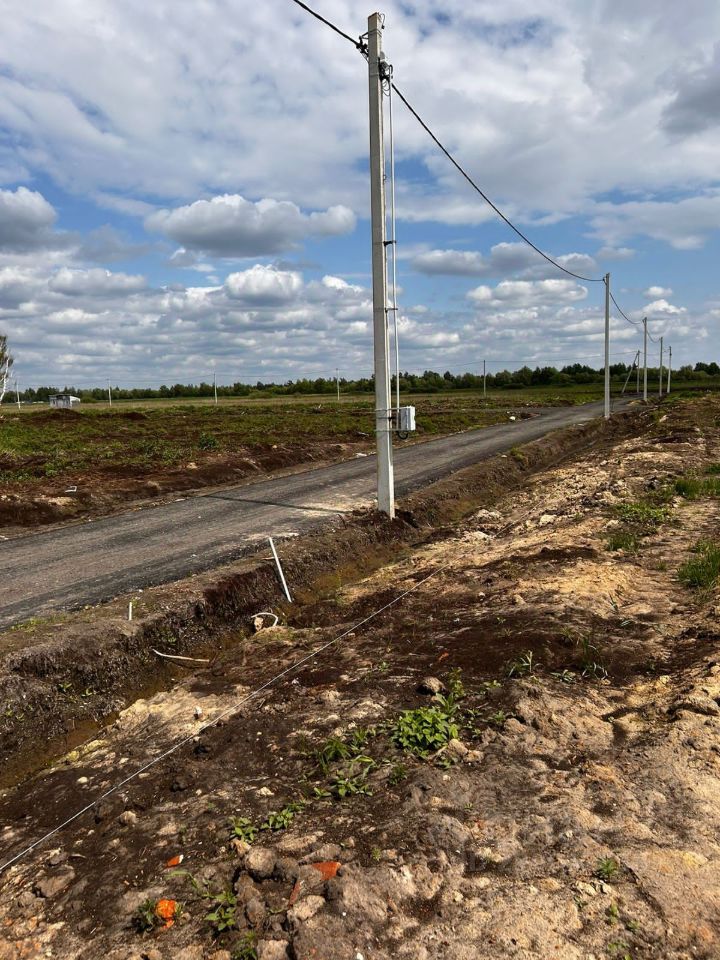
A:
1 380 716 494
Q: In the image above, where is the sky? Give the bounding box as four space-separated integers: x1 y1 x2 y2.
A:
0 0 719 388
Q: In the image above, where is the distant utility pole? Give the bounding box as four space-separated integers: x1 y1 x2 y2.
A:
636 349 640 394
335 368 340 403
642 317 648 401
107 378 112 406
604 273 610 419
658 336 664 398
368 11 394 518
483 359 486 400
14 379 20 410
667 345 672 394
213 372 218 405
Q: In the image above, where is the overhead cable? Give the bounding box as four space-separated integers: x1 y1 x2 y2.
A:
0 566 439 874
288 0 365 50
609 291 641 326
389 83 604 285
287 1 648 330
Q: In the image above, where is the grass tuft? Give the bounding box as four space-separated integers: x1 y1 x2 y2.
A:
678 539 720 589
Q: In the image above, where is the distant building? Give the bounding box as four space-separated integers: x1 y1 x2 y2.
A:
49 394 81 409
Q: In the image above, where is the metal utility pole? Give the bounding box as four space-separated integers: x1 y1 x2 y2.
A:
667 345 672 394
107 378 112 406
213 372 218 405
642 317 648 401
336 367 340 403
368 11 394 518
14 379 20 410
604 273 610 419
636 349 640 394
483 359 486 400
658 336 664 398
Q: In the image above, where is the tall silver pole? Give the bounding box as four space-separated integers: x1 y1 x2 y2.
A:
658 336 664 398
15 379 20 410
483 359 486 400
213 372 218 405
667 345 672 394
107 378 112 406
642 317 648 401
368 12 394 518
336 368 340 403
636 350 640 394
604 273 610 419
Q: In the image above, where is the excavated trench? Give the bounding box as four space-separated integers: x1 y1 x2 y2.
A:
0 408 647 791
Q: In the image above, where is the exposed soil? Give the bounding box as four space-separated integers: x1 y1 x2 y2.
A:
1 395 719 960
0 408 642 783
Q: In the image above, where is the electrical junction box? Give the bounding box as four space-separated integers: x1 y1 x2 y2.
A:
398 405 416 432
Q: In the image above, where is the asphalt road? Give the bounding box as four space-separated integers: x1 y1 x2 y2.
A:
0 400 619 629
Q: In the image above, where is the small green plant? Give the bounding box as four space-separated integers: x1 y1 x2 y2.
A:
607 940 632 959
205 889 238 933
606 530 639 553
388 762 408 785
577 635 608 679
261 802 303 832
332 772 373 799
678 539 720 589
606 902 620 925
446 667 466 699
229 816 258 843
312 785 332 799
391 703 459 757
595 857 620 882
315 736 353 773
507 650 536 678
198 432 219 451
371 846 382 862
232 933 258 960
488 710 508 727
132 898 161 933
551 669 577 684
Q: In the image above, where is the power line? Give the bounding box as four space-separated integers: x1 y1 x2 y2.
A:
284 2 655 325
609 291 641 326
389 83 604 285
288 0 365 51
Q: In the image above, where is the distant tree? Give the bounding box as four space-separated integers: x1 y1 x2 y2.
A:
0 334 13 404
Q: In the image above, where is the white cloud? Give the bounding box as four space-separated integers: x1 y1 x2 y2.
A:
643 298 687 317
662 42 720 136
224 264 302 304
0 186 60 251
412 242 597 280
590 192 720 250
644 285 673 298
48 268 147 296
146 195 356 257
468 278 588 306
0 1 718 230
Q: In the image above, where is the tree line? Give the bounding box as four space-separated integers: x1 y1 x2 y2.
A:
3 361 719 404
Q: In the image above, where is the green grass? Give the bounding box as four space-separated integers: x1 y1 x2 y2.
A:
607 498 671 553
615 501 671 528
0 395 513 490
678 539 720 589
674 475 720 499
607 530 640 553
